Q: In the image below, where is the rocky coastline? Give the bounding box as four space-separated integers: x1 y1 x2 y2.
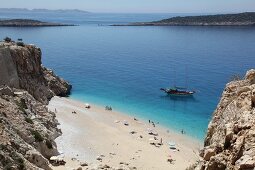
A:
0 39 71 169
1 38 255 170
112 12 255 26
196 69 255 170
0 19 76 27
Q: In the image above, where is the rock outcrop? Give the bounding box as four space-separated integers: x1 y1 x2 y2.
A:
0 40 71 169
198 69 255 170
0 41 71 104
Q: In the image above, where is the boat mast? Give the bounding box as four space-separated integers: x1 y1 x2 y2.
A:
185 66 188 89
173 65 176 87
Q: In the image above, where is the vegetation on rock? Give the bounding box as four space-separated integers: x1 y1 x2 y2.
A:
25 117 33 124
0 40 71 169
31 130 44 142
116 12 255 26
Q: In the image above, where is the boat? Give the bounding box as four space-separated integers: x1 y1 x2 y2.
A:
161 66 196 96
160 86 195 96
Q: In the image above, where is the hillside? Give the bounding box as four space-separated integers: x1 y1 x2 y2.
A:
0 19 75 27
114 12 255 26
0 8 89 14
0 39 71 169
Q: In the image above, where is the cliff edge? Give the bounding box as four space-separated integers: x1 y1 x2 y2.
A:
198 69 255 170
0 40 71 104
0 40 71 169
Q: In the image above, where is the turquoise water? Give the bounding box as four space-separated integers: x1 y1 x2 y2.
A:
1 13 255 140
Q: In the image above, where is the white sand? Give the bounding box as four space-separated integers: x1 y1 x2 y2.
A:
48 96 202 170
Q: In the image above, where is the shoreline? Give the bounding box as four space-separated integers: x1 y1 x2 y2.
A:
48 96 202 169
0 19 77 27
70 95 205 141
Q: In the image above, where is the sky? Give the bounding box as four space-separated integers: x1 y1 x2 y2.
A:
1 0 255 13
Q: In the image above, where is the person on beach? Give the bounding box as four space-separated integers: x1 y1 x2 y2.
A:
160 138 163 145
55 108 57 113
149 120 150 123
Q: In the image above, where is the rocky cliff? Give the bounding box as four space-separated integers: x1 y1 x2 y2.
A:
198 69 255 170
0 40 71 169
0 41 71 104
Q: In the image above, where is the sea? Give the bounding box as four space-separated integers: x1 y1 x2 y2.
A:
1 11 254 140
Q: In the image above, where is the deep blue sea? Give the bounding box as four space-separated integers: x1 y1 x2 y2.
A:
1 12 254 140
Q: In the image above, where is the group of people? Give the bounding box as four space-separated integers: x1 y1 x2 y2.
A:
149 120 157 127
105 106 112 111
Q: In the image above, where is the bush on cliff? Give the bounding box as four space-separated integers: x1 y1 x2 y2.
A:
16 41 25 47
4 37 12 42
25 117 33 124
46 139 53 149
31 130 44 142
16 98 28 114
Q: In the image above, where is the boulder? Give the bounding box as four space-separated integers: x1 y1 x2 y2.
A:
224 123 233 148
252 89 255 108
206 156 226 170
204 148 216 161
245 69 255 84
25 150 51 170
0 86 14 96
236 155 255 169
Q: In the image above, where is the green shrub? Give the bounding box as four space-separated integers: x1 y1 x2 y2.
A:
5 164 13 170
31 130 44 142
16 42 25 47
20 99 28 109
25 118 33 124
4 37 11 42
16 99 27 114
46 139 53 149
17 158 25 170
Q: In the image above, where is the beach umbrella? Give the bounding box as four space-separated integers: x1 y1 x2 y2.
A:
149 138 155 141
50 156 58 161
168 142 176 149
85 103 90 108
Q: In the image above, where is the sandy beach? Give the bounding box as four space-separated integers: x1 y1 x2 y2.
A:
48 96 202 170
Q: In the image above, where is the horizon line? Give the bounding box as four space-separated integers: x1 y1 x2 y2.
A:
0 8 255 14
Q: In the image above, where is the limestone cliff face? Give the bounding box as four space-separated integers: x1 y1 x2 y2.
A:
0 41 72 169
0 42 71 104
0 89 60 170
198 69 255 170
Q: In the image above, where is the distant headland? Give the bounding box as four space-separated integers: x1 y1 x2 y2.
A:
0 8 90 14
113 12 255 26
0 19 76 27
